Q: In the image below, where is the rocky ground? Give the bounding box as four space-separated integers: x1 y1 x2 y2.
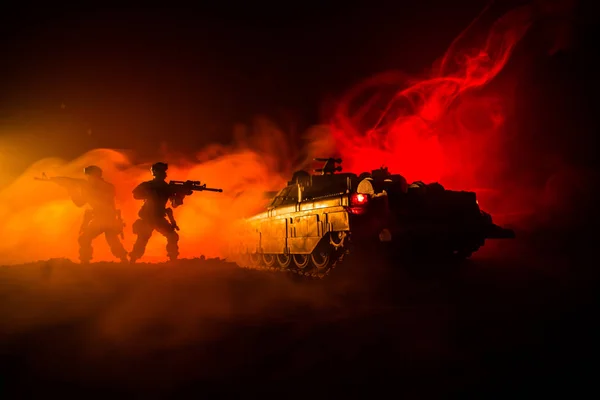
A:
0 232 598 398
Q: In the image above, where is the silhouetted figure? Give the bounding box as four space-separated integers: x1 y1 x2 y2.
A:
74 166 128 263
129 162 190 263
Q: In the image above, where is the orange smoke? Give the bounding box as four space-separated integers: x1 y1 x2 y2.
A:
0 121 294 265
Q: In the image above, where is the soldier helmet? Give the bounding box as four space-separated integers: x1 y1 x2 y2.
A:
83 165 103 177
151 162 168 175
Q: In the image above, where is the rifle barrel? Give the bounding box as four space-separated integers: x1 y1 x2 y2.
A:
187 186 222 192
200 187 223 193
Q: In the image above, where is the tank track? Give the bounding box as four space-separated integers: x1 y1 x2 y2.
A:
234 249 349 280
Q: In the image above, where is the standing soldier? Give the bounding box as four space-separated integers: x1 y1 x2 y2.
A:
129 162 192 263
76 166 129 263
37 165 129 263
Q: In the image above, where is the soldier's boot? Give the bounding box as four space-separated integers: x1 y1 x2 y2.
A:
105 232 129 263
167 251 178 262
166 232 179 263
78 241 93 264
129 243 148 264
128 247 141 264
130 220 152 264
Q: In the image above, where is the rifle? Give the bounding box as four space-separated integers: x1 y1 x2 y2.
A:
169 180 223 193
36 174 125 237
34 172 86 189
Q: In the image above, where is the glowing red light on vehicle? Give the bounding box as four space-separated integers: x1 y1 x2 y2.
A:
350 193 369 206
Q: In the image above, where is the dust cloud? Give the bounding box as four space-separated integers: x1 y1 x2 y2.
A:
0 118 306 264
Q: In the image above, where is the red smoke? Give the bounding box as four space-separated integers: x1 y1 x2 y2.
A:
325 1 579 226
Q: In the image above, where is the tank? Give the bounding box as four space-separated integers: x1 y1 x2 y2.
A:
229 158 515 279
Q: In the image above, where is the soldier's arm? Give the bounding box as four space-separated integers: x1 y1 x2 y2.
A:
170 192 185 208
132 182 151 200
106 182 120 208
106 182 118 201
70 188 86 207
170 184 193 208
170 186 185 208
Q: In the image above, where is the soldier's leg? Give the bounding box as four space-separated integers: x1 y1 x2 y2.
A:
155 218 180 261
78 223 103 263
129 219 154 263
104 231 129 262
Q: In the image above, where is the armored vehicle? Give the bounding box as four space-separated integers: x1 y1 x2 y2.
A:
230 158 515 279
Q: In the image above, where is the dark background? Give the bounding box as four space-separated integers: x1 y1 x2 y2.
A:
1 0 596 165
0 1 484 156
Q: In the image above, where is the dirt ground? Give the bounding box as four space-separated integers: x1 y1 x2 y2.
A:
0 230 598 398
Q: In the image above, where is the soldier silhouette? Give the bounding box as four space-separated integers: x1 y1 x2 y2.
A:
129 162 191 263
73 165 129 263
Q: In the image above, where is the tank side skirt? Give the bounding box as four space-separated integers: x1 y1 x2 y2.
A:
233 202 351 279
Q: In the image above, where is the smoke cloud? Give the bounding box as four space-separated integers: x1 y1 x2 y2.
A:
0 0 591 265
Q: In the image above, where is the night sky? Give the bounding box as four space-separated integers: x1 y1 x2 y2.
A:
0 1 598 170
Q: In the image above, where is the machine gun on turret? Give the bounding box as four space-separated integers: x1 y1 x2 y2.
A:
314 158 342 175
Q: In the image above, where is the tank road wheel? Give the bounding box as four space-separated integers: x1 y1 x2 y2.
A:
292 254 310 270
330 232 346 249
237 252 249 267
311 248 332 271
276 253 292 269
263 254 276 268
249 252 262 267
